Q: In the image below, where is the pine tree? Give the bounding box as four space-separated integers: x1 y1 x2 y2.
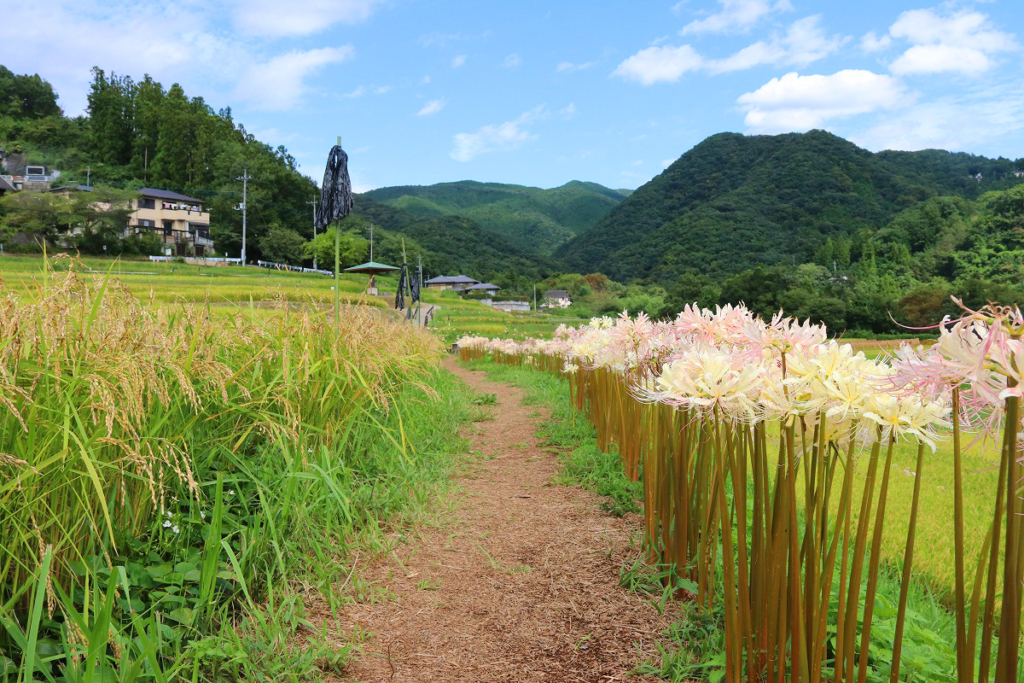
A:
132 75 164 180
815 237 835 268
152 84 192 188
834 236 852 268
86 68 134 165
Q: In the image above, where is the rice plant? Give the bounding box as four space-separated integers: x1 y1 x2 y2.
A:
0 257 452 680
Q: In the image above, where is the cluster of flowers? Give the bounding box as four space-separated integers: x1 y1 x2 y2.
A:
460 301 1024 449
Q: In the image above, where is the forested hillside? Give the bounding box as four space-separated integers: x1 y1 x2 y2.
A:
342 195 560 285
559 130 1024 282
0 65 320 260
561 130 1024 333
366 180 625 254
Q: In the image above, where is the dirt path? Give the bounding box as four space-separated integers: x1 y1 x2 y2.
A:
327 358 672 682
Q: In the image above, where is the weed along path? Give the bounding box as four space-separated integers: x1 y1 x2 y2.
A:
330 358 672 682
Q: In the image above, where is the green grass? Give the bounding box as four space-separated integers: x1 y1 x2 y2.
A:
425 291 588 345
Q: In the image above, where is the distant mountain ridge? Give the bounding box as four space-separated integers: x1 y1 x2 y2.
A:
366 180 626 255
350 195 560 282
555 131 1024 284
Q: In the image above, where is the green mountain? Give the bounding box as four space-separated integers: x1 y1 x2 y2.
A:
558 130 1024 283
365 180 626 254
349 195 559 283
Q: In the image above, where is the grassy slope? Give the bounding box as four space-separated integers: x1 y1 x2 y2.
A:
365 180 626 255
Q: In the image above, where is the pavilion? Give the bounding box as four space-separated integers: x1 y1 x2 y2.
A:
344 260 400 295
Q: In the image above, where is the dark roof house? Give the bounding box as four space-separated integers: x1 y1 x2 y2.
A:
49 184 94 193
465 283 500 292
545 290 570 301
425 275 480 287
138 188 205 204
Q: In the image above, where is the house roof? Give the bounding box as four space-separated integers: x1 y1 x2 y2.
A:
139 187 205 204
425 275 480 285
545 290 570 299
50 184 93 192
466 282 500 291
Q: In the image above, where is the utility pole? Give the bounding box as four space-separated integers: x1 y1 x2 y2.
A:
533 284 537 312
237 168 251 265
86 166 91 187
307 198 318 269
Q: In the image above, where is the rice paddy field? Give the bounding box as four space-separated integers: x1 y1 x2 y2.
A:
0 253 513 681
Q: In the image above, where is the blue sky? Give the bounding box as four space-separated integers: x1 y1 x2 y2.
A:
7 0 1024 191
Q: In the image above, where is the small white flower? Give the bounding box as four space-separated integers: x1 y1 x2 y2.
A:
228 489 235 496
200 511 206 519
163 520 172 528
165 510 173 518
172 525 180 534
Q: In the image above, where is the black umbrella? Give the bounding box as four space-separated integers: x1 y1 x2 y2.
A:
316 140 354 319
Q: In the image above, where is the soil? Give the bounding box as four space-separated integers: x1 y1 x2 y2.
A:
318 358 673 682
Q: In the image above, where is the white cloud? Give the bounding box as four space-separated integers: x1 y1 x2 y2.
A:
662 158 676 168
421 75 432 84
681 0 792 35
860 31 892 53
892 45 993 75
708 15 846 73
737 69 907 133
2 2 248 115
450 105 547 162
417 98 445 116
887 8 1016 75
235 46 354 111
343 85 366 98
452 54 467 68
612 45 703 85
854 84 1024 154
631 159 644 167
502 53 522 68
557 61 596 73
230 0 383 37
559 103 576 119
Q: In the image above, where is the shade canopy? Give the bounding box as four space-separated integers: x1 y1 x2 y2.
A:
343 261 400 275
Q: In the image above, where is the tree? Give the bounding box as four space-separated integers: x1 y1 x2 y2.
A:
87 68 134 165
152 84 192 187
257 224 307 264
303 228 368 269
0 66 60 119
132 75 164 179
